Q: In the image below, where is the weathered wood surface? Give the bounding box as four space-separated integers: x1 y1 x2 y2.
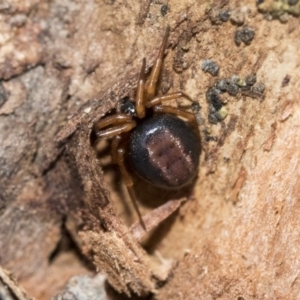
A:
0 0 299 299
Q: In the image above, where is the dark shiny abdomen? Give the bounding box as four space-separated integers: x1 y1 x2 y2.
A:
129 114 200 189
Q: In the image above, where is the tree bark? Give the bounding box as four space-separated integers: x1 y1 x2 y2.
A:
0 0 300 299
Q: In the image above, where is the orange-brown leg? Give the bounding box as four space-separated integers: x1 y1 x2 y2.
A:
93 112 145 229
115 144 146 230
154 105 199 134
93 115 137 157
95 121 137 139
145 26 170 99
135 58 146 119
110 131 131 164
145 91 194 108
93 113 137 140
111 135 121 164
94 114 133 133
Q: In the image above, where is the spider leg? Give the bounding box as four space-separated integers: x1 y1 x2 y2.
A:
135 58 146 119
93 113 136 140
145 91 194 108
94 116 145 229
94 113 133 133
154 104 199 134
110 132 130 164
93 114 137 154
145 26 170 99
95 122 137 139
111 135 122 164
115 144 146 231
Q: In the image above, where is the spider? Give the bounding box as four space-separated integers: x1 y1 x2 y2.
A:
93 26 201 230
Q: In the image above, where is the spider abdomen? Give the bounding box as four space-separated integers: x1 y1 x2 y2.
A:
129 114 200 189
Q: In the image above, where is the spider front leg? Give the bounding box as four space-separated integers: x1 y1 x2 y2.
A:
135 58 146 119
145 26 170 100
135 26 170 118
